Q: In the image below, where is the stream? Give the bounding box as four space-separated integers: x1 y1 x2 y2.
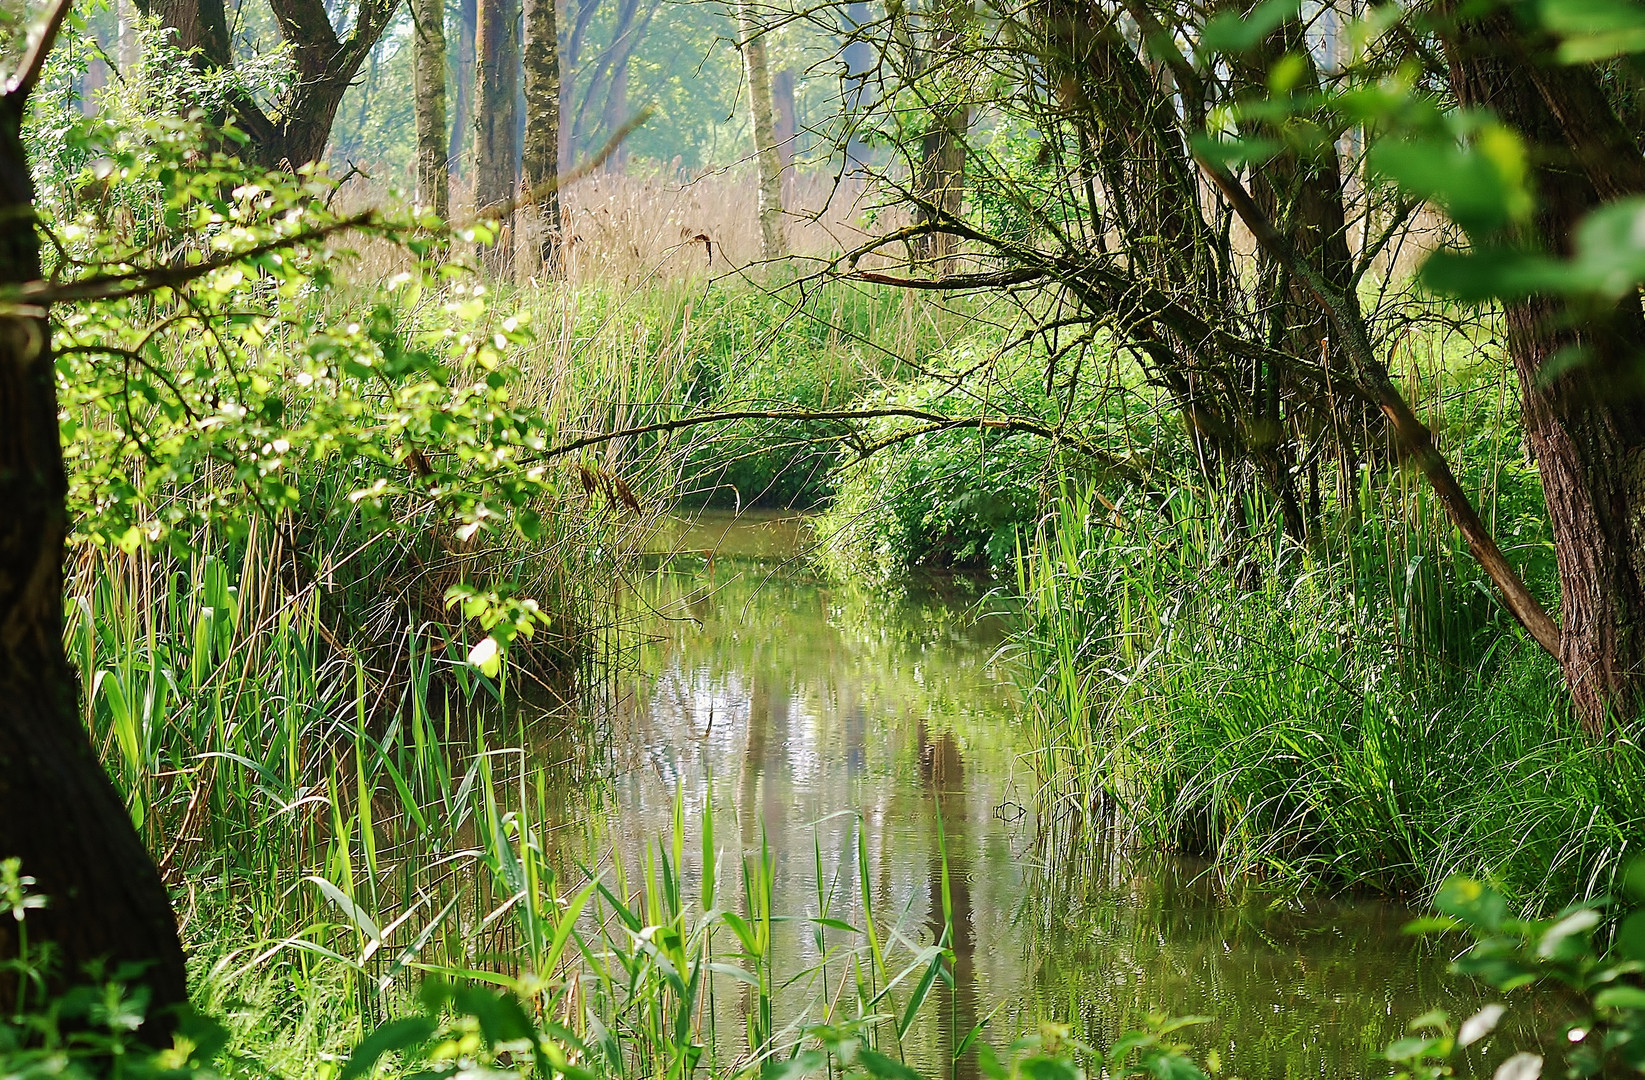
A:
552 511 1555 1080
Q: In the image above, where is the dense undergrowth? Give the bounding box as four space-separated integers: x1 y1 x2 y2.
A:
1009 367 1645 908
19 18 1645 1080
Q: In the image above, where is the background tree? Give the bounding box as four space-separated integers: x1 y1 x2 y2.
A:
474 0 521 268
449 0 477 175
414 0 450 216
737 0 784 260
910 0 969 263
522 0 561 269
137 0 398 168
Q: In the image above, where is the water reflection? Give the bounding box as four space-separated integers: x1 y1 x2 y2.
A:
553 511 1554 1080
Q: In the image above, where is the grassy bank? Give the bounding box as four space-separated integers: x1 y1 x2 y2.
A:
1010 351 1645 908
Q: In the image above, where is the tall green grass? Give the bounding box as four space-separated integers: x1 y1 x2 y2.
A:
1013 366 1645 908
55 275 1011 1077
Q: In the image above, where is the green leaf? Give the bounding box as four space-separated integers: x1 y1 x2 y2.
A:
1537 907 1602 958
1197 0 1302 55
762 1050 828 1080
305 876 382 943
339 1017 437 1080
1616 911 1645 961
448 984 536 1046
1386 1035 1445 1063
1370 126 1532 235
1142 1048 1208 1080
1434 879 1507 931
1595 984 1645 1010
1534 0 1645 61
856 1047 921 1080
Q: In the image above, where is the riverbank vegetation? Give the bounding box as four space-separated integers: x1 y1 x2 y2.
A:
6 0 1645 1076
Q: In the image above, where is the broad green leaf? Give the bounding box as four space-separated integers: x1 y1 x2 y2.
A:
1197 0 1302 55
338 1017 437 1080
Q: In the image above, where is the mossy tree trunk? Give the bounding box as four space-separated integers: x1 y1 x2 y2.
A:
136 0 395 169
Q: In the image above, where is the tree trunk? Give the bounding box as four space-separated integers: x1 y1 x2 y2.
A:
135 0 396 169
474 0 522 272
1226 11 1362 541
1443 15 1645 734
0 81 186 1034
117 0 140 72
140 0 230 67
912 0 968 264
414 0 450 217
561 0 595 169
600 52 629 172
449 0 478 176
840 1 875 173
522 0 562 270
736 0 785 261
772 66 796 205
566 0 655 155
772 68 796 172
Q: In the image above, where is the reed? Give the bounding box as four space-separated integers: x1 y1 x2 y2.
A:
1012 356 1645 910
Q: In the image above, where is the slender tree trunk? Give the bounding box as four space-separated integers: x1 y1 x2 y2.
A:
567 0 654 153
414 0 450 216
840 1 875 173
449 0 477 176
117 0 140 71
561 0 595 170
772 66 796 203
474 0 522 272
736 0 785 261
912 0 968 264
0 82 185 1035
1227 12 1362 541
601 53 629 172
1443 15 1645 734
522 0 562 270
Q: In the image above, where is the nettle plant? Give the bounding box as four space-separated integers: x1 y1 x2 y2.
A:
26 25 567 668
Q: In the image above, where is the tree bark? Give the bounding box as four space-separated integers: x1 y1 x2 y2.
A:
474 0 522 272
912 0 969 264
0 67 186 1035
522 0 562 270
840 1 875 173
414 0 450 217
140 0 229 68
736 0 785 261
449 0 478 175
1442 13 1645 734
135 0 396 169
772 67 796 175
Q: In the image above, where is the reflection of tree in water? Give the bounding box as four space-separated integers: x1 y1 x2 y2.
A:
920 718 980 1080
739 673 791 841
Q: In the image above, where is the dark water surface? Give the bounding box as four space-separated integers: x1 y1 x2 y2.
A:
558 511 1554 1080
